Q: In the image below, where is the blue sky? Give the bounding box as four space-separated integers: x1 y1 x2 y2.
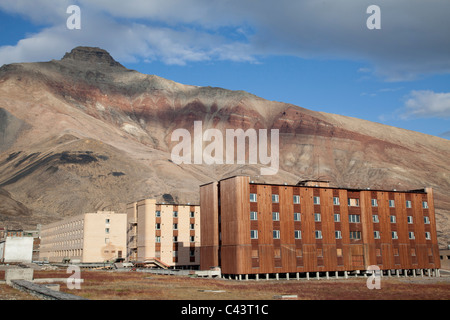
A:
0 1 449 139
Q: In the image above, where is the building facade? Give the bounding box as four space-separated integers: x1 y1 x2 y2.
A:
126 199 201 268
39 211 127 263
200 176 440 277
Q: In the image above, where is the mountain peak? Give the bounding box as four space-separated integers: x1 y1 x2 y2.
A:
61 46 124 68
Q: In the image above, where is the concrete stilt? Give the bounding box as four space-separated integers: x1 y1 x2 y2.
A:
335 271 339 279
306 272 310 280
275 273 279 281
296 272 300 280
256 274 259 281
286 273 289 280
266 273 269 280
428 269 431 277
316 272 320 280
344 271 348 279
326 271 329 279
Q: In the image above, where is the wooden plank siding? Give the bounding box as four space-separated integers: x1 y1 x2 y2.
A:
199 181 219 270
200 176 441 275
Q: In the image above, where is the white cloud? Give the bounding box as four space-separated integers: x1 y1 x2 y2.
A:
401 90 450 119
0 0 450 80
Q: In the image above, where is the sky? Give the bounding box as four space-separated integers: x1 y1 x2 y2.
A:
0 0 449 139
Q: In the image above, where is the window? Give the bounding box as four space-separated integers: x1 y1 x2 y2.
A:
348 198 360 207
350 231 361 240
406 200 412 208
409 232 415 239
337 248 343 257
250 211 258 220
273 230 280 239
105 219 110 224
105 228 110 234
335 231 342 239
250 230 258 239
371 199 378 207
317 248 323 257
190 211 195 218
374 231 380 239
349 214 360 223
272 194 279 203
294 230 301 239
425 232 431 240
190 236 195 242
333 197 340 205
294 212 301 221
155 210 161 217
173 236 178 242
314 213 321 222
334 213 340 222
407 216 413 224
392 231 398 239
274 248 281 258
390 215 396 223
313 196 320 205
293 195 300 204
372 215 379 223
389 200 395 208
424 216 430 224
155 223 161 230
250 193 257 202
315 230 322 239
190 224 195 230
173 211 178 218
422 201 428 209
173 223 178 230
105 238 110 244
272 212 280 221
155 236 161 243
190 249 195 257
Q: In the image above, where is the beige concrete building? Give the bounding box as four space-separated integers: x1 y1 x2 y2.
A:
127 199 200 268
39 211 127 263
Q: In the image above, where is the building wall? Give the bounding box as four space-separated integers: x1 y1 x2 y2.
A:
200 176 440 275
39 211 127 263
2 237 34 263
127 199 201 267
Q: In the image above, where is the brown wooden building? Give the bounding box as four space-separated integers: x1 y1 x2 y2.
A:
200 176 440 278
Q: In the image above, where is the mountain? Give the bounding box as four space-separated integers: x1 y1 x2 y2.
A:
0 46 449 246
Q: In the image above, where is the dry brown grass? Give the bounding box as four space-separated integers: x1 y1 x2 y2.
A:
30 270 450 300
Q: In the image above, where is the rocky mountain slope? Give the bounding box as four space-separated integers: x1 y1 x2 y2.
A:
0 47 448 246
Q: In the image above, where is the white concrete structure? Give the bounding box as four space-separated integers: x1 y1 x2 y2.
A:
0 236 34 263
